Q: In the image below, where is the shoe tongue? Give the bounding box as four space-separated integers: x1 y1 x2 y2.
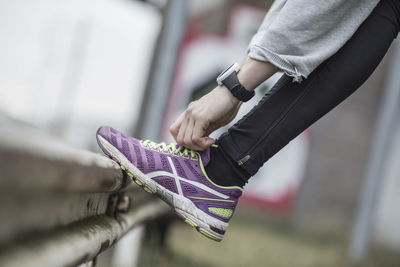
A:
199 147 211 166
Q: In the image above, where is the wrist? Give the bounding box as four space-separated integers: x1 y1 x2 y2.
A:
216 85 241 105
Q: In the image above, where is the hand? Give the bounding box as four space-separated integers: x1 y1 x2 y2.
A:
169 57 279 151
169 86 241 151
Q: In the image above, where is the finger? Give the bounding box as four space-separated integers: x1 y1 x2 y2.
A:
192 122 216 150
192 121 208 150
183 118 194 147
203 136 216 147
169 112 185 140
183 118 203 150
176 115 189 146
197 136 215 150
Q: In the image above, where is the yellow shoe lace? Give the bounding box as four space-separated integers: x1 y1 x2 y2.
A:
141 140 198 159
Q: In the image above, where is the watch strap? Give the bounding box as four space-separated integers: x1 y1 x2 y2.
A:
222 72 255 102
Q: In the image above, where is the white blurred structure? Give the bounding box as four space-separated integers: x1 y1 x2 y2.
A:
0 0 161 147
375 121 400 250
371 41 400 252
351 40 400 260
111 224 145 267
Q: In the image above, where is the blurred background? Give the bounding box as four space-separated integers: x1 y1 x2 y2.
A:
1 0 400 266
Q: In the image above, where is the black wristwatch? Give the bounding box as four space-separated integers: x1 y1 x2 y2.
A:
216 63 254 102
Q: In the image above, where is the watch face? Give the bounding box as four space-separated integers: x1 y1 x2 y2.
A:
217 63 235 80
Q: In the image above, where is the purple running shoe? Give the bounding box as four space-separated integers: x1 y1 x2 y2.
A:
96 126 242 241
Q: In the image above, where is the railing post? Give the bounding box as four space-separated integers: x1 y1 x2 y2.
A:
134 0 188 140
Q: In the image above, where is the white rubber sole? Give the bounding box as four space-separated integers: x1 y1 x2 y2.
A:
97 135 227 241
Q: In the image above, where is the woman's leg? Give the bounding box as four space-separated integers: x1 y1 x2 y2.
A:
207 0 400 186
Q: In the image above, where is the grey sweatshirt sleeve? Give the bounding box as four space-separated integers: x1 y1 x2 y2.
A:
248 0 380 81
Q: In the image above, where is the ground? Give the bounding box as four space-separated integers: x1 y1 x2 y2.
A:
155 207 400 267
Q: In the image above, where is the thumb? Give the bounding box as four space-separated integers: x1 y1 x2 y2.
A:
200 136 215 147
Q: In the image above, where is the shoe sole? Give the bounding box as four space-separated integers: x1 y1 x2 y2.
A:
97 135 226 242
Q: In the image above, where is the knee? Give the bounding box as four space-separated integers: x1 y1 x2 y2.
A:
376 0 400 33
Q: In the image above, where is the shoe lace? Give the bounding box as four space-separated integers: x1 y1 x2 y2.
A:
141 140 198 159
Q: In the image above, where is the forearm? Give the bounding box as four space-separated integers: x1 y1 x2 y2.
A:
237 56 279 92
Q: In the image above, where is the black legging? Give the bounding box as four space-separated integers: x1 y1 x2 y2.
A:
218 0 400 177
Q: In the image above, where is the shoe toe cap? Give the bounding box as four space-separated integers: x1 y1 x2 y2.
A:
96 126 112 140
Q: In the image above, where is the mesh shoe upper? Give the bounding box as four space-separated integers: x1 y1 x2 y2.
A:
96 126 242 223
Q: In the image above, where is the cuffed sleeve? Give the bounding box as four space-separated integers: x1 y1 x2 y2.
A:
248 0 379 82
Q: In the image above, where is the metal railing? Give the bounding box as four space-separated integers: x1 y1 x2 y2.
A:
0 120 170 266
